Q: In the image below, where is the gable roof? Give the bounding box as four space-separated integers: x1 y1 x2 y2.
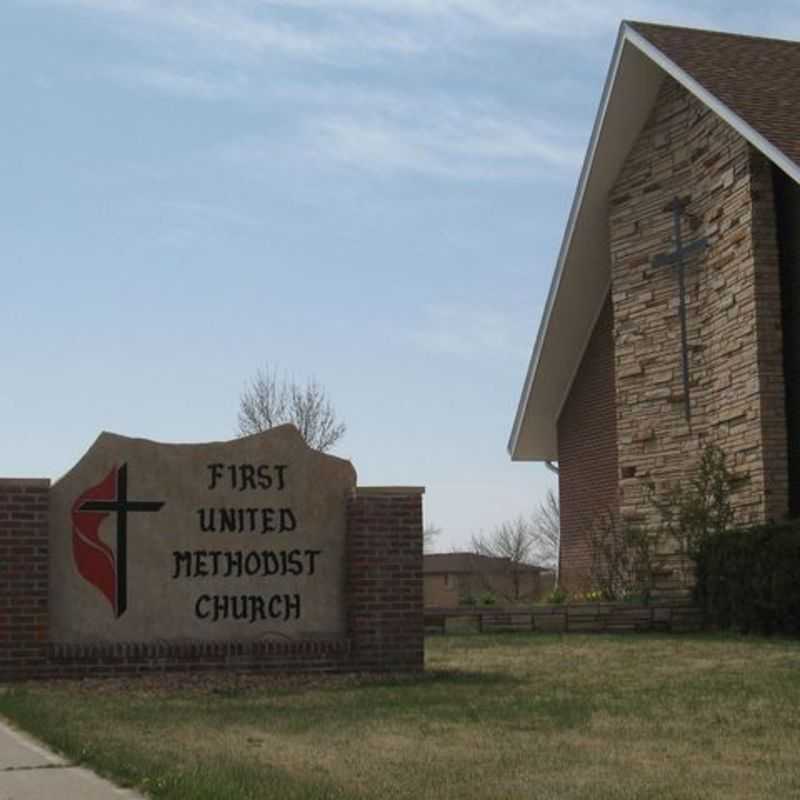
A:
629 22 800 169
423 552 548 574
508 21 800 462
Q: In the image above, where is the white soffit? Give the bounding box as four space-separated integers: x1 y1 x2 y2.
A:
508 26 664 461
508 21 800 462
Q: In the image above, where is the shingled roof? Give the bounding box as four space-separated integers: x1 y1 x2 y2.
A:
628 22 800 167
423 552 547 575
509 21 800 462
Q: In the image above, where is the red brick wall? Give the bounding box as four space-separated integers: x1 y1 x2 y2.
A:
556 296 619 591
0 479 50 678
0 481 424 679
346 488 424 673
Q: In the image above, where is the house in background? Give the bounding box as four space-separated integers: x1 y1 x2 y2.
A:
424 553 554 608
509 21 800 593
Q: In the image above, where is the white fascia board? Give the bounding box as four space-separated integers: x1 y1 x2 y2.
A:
624 25 800 187
508 21 800 464
507 24 628 460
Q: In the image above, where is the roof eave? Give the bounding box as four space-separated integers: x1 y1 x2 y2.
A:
507 22 632 462
508 20 800 464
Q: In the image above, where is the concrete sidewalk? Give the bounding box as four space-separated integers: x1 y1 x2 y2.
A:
0 719 145 799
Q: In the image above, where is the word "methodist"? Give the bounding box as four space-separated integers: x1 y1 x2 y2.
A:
172 548 321 579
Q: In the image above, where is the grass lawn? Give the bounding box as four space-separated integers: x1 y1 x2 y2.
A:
2 634 800 799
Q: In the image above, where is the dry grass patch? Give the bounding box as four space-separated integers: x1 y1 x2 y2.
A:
2 633 800 799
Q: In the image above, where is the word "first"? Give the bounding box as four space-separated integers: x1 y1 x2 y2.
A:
207 463 288 491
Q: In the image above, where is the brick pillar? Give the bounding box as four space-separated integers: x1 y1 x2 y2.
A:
0 479 49 678
346 487 424 672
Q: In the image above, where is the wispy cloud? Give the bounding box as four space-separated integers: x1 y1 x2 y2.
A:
40 0 786 68
164 200 263 228
305 111 582 178
112 65 249 100
109 66 420 111
212 85 583 180
260 0 713 38
409 304 533 361
41 1 668 181
45 0 718 64
48 0 427 59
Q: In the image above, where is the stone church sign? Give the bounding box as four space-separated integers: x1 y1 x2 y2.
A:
49 425 356 643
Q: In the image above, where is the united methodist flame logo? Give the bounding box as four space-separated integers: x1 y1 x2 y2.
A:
71 464 165 618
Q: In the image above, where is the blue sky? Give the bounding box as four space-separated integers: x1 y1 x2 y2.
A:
3 1 798 551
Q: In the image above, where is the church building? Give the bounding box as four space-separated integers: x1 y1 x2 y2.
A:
509 22 800 591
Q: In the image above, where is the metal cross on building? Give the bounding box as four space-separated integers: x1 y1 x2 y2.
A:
651 196 708 423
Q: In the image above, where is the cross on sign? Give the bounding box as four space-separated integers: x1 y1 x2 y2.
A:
651 197 708 423
77 463 164 616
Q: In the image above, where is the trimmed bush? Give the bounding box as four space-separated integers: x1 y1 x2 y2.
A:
694 520 800 634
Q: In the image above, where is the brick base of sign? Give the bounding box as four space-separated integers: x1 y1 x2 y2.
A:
39 639 352 680
0 479 50 678
346 488 425 673
0 480 424 680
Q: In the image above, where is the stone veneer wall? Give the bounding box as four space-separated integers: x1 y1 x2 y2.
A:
609 75 788 587
425 603 704 635
0 481 424 679
557 296 619 592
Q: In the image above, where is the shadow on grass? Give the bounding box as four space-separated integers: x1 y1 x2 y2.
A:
218 668 531 731
320 668 520 692
199 667 519 704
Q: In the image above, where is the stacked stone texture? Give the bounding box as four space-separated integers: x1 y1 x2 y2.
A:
607 76 788 587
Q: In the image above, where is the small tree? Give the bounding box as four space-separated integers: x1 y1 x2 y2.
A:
237 365 346 452
589 444 736 600
530 489 559 570
471 517 537 603
590 509 660 602
648 444 734 559
423 523 442 553
646 443 735 588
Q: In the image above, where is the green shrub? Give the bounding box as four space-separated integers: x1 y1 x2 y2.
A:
621 591 647 605
590 510 659 602
694 519 800 635
647 443 735 573
460 594 477 607
544 586 569 605
479 592 497 607
588 444 736 601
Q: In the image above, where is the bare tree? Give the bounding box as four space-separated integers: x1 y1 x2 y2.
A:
237 365 346 453
471 517 537 603
469 493 559 602
423 523 442 553
530 489 559 570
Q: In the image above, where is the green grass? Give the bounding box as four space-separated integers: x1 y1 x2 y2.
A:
3 634 800 799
